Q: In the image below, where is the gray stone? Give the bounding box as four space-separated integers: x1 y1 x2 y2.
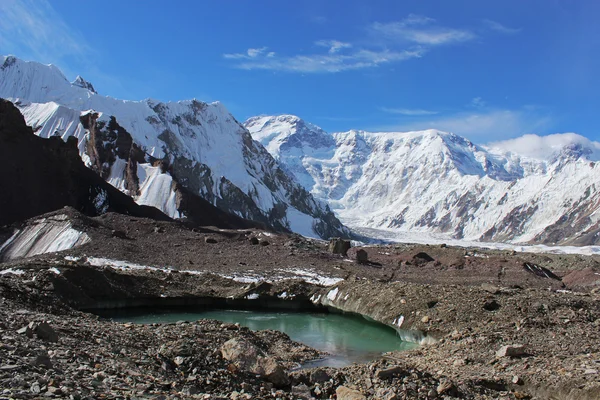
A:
291 384 312 399
376 365 404 379
375 388 398 400
481 283 501 294
16 325 33 338
310 368 331 384
496 344 526 358
31 354 52 369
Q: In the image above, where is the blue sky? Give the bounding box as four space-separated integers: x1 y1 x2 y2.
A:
1 0 599 142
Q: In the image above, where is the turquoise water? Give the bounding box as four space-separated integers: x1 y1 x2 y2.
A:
106 309 417 367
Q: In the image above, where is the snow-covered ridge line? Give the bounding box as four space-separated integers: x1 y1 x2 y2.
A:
0 56 348 239
81 257 343 286
246 114 600 247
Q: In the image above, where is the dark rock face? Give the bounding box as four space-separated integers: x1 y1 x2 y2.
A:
328 238 351 256
0 99 169 226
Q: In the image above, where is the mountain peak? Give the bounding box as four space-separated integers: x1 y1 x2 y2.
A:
71 75 97 94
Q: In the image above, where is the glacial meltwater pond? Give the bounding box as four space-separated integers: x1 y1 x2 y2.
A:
105 309 417 367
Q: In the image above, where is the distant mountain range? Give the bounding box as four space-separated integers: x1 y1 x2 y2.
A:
3 54 599 246
246 115 600 246
0 55 348 239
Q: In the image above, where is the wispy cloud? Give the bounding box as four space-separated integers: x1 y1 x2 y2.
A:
315 40 352 54
487 133 600 160
224 47 270 59
0 0 89 64
371 14 476 45
381 107 438 116
483 19 521 35
224 14 474 73
226 48 425 73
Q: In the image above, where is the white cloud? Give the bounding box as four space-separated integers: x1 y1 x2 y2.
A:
483 19 521 35
229 48 425 73
380 107 438 116
247 47 268 58
371 108 552 141
0 0 88 63
315 40 352 54
371 14 476 45
470 97 486 108
224 47 269 60
225 14 475 73
487 133 600 161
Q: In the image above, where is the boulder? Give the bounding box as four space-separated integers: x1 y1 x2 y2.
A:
310 368 332 384
412 252 435 264
355 249 368 264
496 344 526 358
35 322 58 342
221 338 289 387
328 238 351 256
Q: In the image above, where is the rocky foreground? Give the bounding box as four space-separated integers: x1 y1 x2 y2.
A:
1 210 600 399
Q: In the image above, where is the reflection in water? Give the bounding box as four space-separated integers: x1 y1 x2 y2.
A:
107 309 417 367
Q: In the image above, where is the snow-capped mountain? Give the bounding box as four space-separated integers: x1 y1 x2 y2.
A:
0 56 348 239
245 115 600 246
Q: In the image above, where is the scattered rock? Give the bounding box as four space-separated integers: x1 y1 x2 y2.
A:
421 315 431 323
205 237 217 244
512 375 523 385
259 240 270 246
436 379 456 395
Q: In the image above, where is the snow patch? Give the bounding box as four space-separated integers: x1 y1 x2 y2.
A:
0 268 26 276
0 216 91 261
327 287 339 301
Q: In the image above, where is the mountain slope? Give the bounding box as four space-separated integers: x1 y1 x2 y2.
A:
0 56 348 239
245 115 600 246
0 98 168 226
